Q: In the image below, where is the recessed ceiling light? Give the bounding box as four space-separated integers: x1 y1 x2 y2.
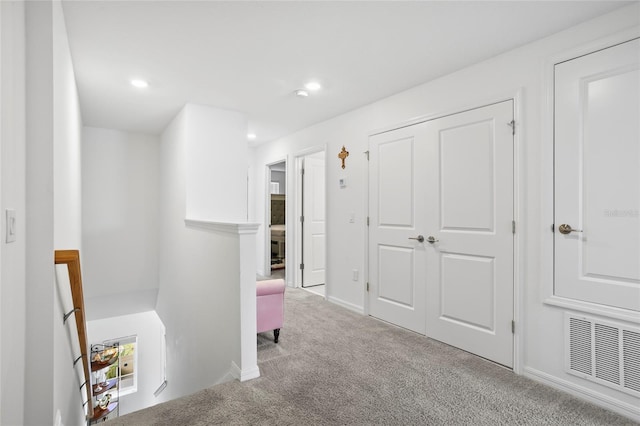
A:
247 133 256 140
304 81 322 91
295 89 309 97
131 79 149 88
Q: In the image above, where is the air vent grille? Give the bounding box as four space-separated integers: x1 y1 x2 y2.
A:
594 324 620 385
569 318 592 375
566 314 640 397
623 329 640 393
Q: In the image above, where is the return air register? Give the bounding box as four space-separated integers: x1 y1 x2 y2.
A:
566 313 640 396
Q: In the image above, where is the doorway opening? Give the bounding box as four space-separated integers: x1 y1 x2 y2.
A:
267 161 286 280
297 150 326 297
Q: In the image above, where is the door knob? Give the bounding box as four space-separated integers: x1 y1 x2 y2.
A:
426 236 439 244
558 224 582 235
408 235 425 243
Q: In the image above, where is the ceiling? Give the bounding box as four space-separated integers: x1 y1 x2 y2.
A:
61 1 630 145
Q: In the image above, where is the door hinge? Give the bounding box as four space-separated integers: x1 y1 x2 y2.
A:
367 216 370 226
300 215 304 223
301 168 305 175
551 223 555 233
364 150 370 161
366 282 369 292
511 320 515 334
512 220 516 234
300 263 304 270
508 120 516 136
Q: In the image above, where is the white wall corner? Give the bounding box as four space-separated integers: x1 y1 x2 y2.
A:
183 104 248 222
215 366 237 385
327 296 365 315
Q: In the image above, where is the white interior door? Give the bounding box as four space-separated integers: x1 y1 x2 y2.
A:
554 38 640 311
302 152 326 287
368 100 514 365
368 125 428 334
424 101 514 368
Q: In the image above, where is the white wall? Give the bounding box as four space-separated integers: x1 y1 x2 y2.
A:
252 108 370 308
87 311 166 416
20 1 85 424
0 1 26 424
185 104 248 222
52 1 86 425
155 105 245 403
250 4 640 419
23 1 56 424
82 127 160 320
53 1 81 251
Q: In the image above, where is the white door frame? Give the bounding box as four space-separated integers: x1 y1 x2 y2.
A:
264 158 287 278
293 145 327 290
365 92 523 373
541 28 640 324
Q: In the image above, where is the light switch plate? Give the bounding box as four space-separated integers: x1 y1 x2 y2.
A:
6 209 16 243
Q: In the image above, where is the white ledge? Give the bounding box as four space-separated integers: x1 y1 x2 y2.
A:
544 296 640 324
184 219 260 235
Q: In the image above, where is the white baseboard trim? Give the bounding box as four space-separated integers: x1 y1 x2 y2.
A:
326 296 364 315
230 361 261 382
523 366 640 422
215 371 236 386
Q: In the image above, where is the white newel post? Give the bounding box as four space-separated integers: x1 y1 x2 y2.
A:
184 220 261 381
237 223 261 381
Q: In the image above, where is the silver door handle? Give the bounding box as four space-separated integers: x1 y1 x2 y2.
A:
426 236 439 244
408 235 424 243
558 224 582 235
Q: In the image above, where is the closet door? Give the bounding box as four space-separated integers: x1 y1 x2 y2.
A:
368 100 515 368
424 100 515 368
554 38 640 311
368 123 429 334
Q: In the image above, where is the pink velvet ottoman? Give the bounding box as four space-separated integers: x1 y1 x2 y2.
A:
256 279 285 343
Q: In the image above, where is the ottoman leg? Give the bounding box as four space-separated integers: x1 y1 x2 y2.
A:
274 329 280 343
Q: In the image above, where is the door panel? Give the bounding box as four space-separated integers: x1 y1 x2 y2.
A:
369 128 427 334
302 152 326 287
441 120 495 232
554 38 640 311
378 245 414 307
310 234 326 272
425 100 514 368
440 253 495 331
378 137 414 227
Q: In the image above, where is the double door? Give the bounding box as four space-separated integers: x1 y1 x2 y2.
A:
368 101 514 367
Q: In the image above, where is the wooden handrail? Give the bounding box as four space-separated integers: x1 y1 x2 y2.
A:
55 250 93 417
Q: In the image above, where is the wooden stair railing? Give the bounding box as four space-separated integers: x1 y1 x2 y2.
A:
55 250 93 418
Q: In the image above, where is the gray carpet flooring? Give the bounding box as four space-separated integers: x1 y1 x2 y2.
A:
112 289 636 425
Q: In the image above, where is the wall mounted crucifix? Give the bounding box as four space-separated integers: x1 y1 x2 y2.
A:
338 146 349 169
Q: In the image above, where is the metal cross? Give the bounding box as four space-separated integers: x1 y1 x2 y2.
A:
338 146 349 169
